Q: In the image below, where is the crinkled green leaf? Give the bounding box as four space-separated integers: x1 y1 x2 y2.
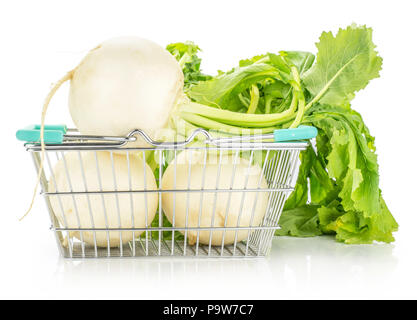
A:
317 200 345 233
239 54 267 67
277 205 322 237
301 105 397 243
321 205 397 245
282 146 314 210
188 63 282 111
280 51 315 76
302 24 383 107
315 173 397 244
166 41 212 89
166 41 200 62
281 103 398 243
263 81 290 99
307 106 380 216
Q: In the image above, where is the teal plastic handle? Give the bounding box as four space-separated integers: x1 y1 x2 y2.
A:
16 124 67 144
273 125 317 142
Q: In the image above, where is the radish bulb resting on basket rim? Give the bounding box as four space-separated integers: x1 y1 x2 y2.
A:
68 37 184 144
23 36 184 219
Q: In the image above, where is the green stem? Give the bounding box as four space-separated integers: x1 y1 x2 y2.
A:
180 97 296 127
288 66 306 128
145 151 158 172
289 95 305 128
246 85 260 114
238 93 250 108
180 112 277 134
169 113 199 134
265 96 273 114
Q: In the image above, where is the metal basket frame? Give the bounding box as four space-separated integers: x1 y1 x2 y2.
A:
24 128 308 259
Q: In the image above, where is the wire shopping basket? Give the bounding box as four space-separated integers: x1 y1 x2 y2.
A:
16 124 317 258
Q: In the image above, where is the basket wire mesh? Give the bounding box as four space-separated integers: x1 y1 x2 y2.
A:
24 128 308 258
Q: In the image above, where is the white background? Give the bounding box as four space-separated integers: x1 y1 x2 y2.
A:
1 0 416 299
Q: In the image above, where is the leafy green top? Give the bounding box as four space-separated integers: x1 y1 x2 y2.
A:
303 25 383 107
166 41 212 89
166 24 397 244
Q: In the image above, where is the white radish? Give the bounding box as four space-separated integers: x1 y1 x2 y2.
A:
48 151 158 247
161 150 269 246
24 37 183 219
68 37 184 144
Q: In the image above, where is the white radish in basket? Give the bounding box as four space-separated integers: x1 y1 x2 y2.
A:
24 36 183 218
161 150 269 246
48 151 158 248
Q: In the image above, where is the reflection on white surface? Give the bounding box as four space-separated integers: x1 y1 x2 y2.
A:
52 236 399 299
54 254 273 298
269 236 398 298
